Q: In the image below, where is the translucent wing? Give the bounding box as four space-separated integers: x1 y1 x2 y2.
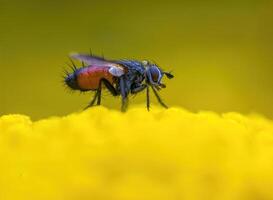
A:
70 53 125 77
70 53 113 66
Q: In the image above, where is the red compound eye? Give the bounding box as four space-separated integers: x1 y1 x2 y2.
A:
151 71 159 82
149 66 161 83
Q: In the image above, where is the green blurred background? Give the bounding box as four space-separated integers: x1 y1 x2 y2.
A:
0 0 273 120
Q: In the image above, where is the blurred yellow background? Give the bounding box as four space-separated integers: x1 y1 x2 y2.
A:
0 0 273 120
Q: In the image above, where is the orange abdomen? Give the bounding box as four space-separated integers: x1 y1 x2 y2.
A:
77 66 115 90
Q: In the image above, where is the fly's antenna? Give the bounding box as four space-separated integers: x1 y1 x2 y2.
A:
164 70 174 79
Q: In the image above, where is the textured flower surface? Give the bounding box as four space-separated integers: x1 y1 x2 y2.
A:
0 107 273 200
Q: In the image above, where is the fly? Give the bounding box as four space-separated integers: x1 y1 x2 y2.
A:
64 52 174 112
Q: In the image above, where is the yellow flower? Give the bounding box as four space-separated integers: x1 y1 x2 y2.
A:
0 107 273 200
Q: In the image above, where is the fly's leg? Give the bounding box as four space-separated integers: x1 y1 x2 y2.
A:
84 79 118 110
146 85 150 111
151 86 168 109
131 84 147 94
97 81 102 105
84 91 99 110
101 79 118 96
119 76 128 112
97 79 119 106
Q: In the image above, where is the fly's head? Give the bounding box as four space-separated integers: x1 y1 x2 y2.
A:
142 60 174 89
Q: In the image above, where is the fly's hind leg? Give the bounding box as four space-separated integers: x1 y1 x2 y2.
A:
84 79 118 110
84 90 99 110
131 84 147 94
84 80 102 110
96 81 102 105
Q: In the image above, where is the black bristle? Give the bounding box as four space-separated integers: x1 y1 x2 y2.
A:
69 58 77 71
65 62 74 72
63 68 69 76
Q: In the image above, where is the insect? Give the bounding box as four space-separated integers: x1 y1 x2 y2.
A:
64 52 174 112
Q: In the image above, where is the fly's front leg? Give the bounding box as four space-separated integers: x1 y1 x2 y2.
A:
151 86 168 109
131 84 147 94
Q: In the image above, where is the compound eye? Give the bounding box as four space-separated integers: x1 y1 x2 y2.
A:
149 66 161 83
151 71 159 82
